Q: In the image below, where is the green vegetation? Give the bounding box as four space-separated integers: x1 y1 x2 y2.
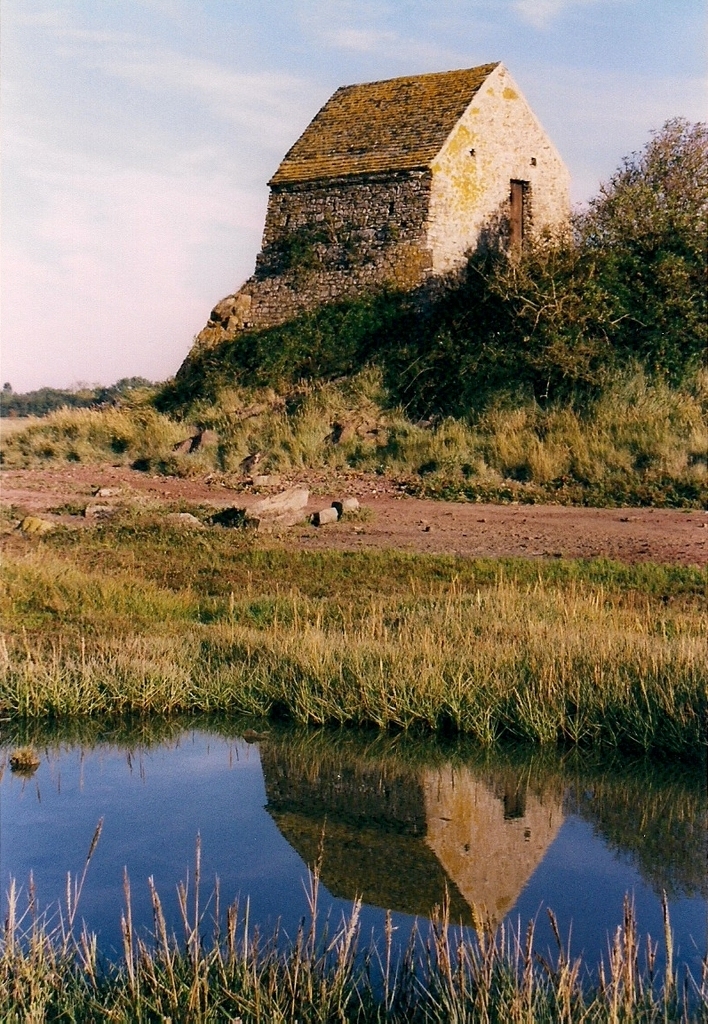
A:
1 522 705 755
2 121 706 508
0 402 189 471
2 849 704 1022
168 120 707 412
2 366 707 507
1 121 705 1022
7 745 40 774
0 377 154 419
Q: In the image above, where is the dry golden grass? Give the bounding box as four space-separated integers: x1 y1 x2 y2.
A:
2 368 706 505
1 856 703 1022
1 544 705 754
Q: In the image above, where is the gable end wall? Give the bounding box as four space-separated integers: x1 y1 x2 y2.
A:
185 65 571 359
427 65 571 274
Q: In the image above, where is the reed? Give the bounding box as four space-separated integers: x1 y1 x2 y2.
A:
1 851 705 1022
1 544 705 755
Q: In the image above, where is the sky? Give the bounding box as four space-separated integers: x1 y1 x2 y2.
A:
1 0 706 392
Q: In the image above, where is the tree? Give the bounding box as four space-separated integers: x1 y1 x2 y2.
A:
471 118 708 405
580 118 708 379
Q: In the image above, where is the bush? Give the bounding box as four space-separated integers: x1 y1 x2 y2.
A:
581 118 708 379
0 378 155 419
0 406 186 470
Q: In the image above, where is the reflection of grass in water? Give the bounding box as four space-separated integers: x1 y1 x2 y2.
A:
4 716 701 904
565 770 707 900
0 712 269 755
259 727 706 903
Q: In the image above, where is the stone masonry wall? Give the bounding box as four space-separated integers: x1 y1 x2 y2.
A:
192 170 433 352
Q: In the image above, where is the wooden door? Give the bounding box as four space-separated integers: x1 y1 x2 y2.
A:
510 180 526 250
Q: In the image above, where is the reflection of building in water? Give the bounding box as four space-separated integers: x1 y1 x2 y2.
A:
260 744 563 925
422 767 563 925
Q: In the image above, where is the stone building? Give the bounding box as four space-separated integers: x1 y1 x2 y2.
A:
190 62 569 354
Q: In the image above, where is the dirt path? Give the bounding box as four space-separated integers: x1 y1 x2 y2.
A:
2 466 706 566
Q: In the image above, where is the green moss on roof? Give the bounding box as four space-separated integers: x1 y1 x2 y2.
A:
270 63 500 186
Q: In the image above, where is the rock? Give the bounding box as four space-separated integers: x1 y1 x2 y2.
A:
251 474 281 488
18 516 55 536
166 512 205 529
211 487 309 531
312 507 339 526
93 487 121 498
84 503 116 519
332 497 360 517
251 486 309 516
254 510 307 532
211 291 252 326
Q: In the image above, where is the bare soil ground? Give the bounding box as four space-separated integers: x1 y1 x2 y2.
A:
2 466 706 566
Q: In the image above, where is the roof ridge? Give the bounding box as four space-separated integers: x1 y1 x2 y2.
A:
270 63 501 187
333 62 501 93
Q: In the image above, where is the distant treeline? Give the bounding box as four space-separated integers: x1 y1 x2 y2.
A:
0 378 153 418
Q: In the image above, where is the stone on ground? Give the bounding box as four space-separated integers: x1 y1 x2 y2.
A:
166 512 205 529
84 503 116 518
18 516 56 536
332 497 360 517
312 507 339 526
251 486 309 516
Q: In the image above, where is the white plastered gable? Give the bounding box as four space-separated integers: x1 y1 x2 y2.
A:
426 64 571 274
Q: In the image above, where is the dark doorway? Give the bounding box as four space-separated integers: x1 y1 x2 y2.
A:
510 180 528 250
503 779 527 820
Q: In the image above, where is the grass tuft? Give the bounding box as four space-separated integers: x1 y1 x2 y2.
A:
2 367 706 506
1 532 705 756
1 855 704 1022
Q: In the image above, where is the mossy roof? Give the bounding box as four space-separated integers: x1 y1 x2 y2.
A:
269 63 499 186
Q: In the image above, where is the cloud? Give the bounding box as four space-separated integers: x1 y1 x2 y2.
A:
520 65 708 201
325 27 398 53
11 10 322 155
514 0 601 29
5 0 704 393
93 49 320 145
322 25 456 67
295 0 462 67
2 13 326 390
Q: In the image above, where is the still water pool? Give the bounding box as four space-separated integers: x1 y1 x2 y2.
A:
1 722 705 980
